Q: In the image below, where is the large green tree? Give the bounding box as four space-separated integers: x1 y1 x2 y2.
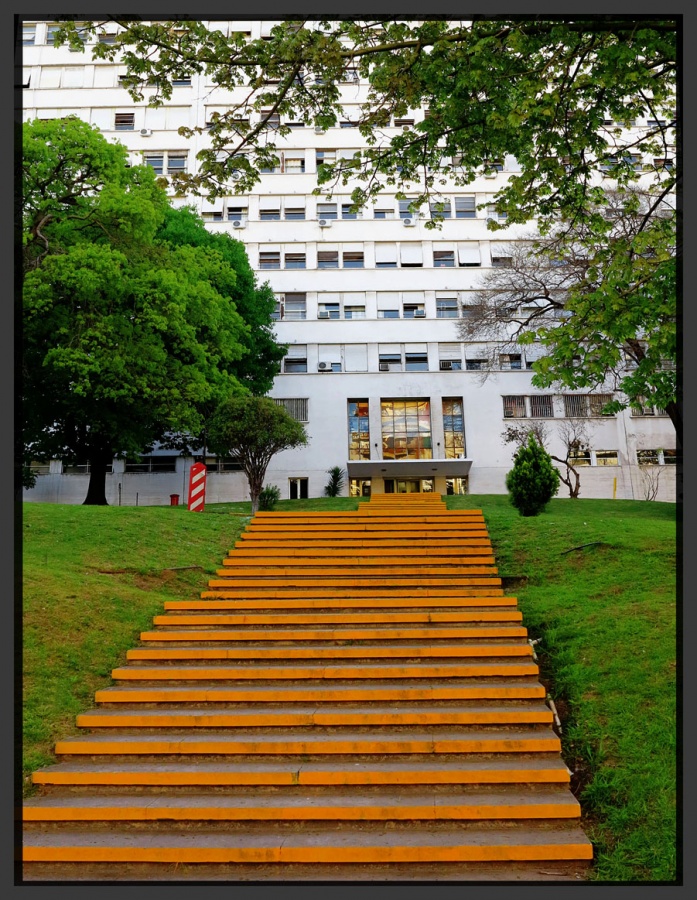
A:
22 117 283 504
52 16 678 438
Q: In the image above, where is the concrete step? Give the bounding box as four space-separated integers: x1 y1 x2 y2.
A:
165 597 516 611
24 787 580 822
125 643 532 663
32 756 574 787
109 661 540 681
76 703 554 729
53 728 562 757
94 682 547 703
22 824 593 865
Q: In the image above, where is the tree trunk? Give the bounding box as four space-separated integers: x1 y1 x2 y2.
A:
664 400 682 449
83 446 113 505
551 457 581 498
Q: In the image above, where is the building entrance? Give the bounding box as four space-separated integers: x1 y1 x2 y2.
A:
383 478 435 494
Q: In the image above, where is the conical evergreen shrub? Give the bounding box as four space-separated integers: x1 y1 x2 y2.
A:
505 434 560 516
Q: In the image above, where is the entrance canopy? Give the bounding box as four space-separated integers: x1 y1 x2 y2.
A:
346 458 472 478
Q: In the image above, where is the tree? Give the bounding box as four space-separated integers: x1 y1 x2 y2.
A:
52 17 678 435
502 419 592 499
506 434 560 516
459 186 677 434
323 466 346 497
22 117 282 504
207 395 308 513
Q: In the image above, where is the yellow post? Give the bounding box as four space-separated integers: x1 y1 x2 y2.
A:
613 477 617 499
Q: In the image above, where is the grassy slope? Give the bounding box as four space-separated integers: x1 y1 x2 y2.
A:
20 495 677 882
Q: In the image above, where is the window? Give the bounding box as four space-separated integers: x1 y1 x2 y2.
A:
342 204 358 220
439 358 462 371
205 456 243 473
284 155 306 174
595 450 619 466
98 32 119 45
284 346 308 373
491 256 513 268
125 456 178 473
340 120 358 128
342 67 360 83
403 304 425 319
46 24 62 44
316 150 336 169
381 399 432 460
318 302 340 320
433 250 455 268
261 110 281 129
343 251 364 268
529 395 554 418
405 353 428 371
260 207 281 220
29 460 50 475
350 478 372 497
274 398 309 422
399 199 418 219
284 205 305 220
663 450 678 465
568 448 591 466
374 207 396 219
455 196 477 219
502 396 527 418
563 394 613 417
430 200 451 219
284 253 306 269
443 398 466 458
487 205 508 222
436 297 459 318
379 353 402 372
458 243 481 267
484 159 504 173
318 203 338 220
499 354 522 370
344 305 366 320
114 112 135 131
317 251 339 269
259 251 281 269
23 24 36 44
227 206 247 222
143 152 187 176
282 294 307 321
465 357 487 370
202 211 223 222
171 76 192 86
348 400 371 460
637 450 660 466
394 118 415 127
400 245 423 268
375 243 398 268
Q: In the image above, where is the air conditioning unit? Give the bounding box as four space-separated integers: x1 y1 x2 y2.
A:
318 219 332 228
484 171 497 178
318 311 330 319
414 309 426 317
402 217 416 227
379 362 389 371
231 219 245 229
318 361 334 371
402 124 411 132
504 410 514 417
140 128 153 137
439 360 453 371
314 126 326 134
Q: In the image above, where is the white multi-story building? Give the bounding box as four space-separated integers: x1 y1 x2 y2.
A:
21 19 677 503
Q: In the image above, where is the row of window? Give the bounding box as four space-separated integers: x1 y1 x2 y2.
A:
28 456 241 475
503 394 617 419
204 195 505 223
271 293 508 321
280 343 540 374
260 244 496 271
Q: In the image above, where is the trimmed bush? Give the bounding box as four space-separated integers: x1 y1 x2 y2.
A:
505 434 560 516
258 484 281 511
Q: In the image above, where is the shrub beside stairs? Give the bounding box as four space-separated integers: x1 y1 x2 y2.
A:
23 494 593 881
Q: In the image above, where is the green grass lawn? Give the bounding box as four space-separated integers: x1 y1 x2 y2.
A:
20 494 677 882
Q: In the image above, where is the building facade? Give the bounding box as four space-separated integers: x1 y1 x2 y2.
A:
21 19 678 503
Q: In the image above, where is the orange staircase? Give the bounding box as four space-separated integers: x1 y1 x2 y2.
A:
23 494 593 881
